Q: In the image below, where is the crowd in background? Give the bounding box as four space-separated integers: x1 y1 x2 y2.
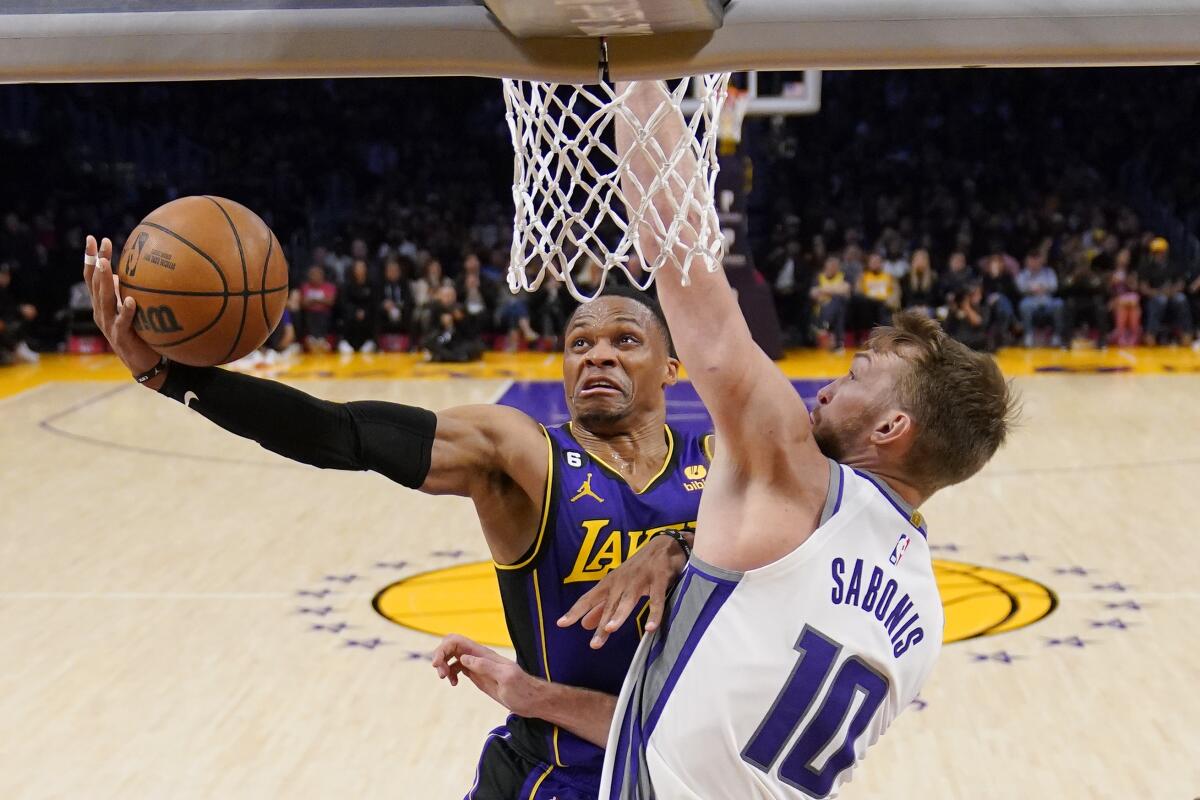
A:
2 68 1200 365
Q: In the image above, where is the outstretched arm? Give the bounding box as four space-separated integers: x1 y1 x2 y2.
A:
83 237 547 560
614 83 825 479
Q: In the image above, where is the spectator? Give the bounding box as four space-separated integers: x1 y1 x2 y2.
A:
901 249 938 317
1109 248 1141 347
881 240 910 282
1016 250 1065 347
533 278 573 344
809 255 850 351
460 271 495 341
944 282 991 352
979 254 1018 347
0 262 38 364
338 259 378 353
411 258 453 307
937 251 975 311
495 288 540 352
456 253 499 329
855 252 895 327
378 256 415 341
1060 255 1110 347
1140 237 1193 346
420 284 484 362
299 264 337 353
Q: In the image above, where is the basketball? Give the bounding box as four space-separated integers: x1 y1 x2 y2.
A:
117 196 289 366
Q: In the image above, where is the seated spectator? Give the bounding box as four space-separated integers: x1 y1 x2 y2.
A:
533 278 573 345
944 282 991 352
1140 237 1193 346
855 252 895 327
1016 250 1065 347
881 240 910 282
0 262 38 364
1109 248 1141 346
420 284 484 362
299 264 337 353
456 252 499 335
1060 255 1110 347
338 259 378 353
1188 261 1200 349
378 256 415 340
901 249 938 317
979 254 1017 347
460 272 495 341
937 251 975 311
411 257 453 307
809 255 850 351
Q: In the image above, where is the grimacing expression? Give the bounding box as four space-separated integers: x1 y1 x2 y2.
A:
810 351 904 463
563 296 677 430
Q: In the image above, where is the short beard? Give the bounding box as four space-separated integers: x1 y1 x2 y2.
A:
812 403 879 463
812 423 850 462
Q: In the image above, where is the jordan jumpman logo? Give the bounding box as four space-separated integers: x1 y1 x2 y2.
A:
570 472 604 503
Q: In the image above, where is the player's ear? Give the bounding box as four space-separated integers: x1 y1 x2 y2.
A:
663 356 680 387
871 410 912 449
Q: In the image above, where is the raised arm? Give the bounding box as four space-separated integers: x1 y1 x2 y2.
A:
614 83 825 478
83 236 547 562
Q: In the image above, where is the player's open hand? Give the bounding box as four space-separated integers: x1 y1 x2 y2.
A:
556 532 685 649
83 235 160 379
431 634 544 719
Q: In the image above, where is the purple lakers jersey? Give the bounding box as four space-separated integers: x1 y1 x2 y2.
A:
492 422 711 790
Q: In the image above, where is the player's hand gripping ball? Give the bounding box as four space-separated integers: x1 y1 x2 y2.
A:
118 196 289 366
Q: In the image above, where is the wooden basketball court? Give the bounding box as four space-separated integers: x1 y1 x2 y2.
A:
2 347 1198 798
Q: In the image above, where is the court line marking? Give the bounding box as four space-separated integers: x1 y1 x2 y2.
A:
0 380 53 405
6 590 1195 600
30 377 1200 479
35 377 516 469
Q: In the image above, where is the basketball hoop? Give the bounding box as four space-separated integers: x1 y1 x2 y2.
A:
502 73 732 302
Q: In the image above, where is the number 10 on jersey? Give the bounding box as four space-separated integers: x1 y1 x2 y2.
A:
741 626 891 797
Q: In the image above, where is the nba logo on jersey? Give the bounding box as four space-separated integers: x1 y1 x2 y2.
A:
890 532 911 565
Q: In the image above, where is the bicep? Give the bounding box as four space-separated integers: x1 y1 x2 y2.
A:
423 404 547 498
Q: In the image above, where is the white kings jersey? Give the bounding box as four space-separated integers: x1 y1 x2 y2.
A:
600 460 943 799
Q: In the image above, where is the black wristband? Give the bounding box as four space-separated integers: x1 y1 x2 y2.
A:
134 355 169 384
658 528 692 560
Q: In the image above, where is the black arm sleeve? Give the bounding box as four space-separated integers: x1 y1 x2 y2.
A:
158 363 436 488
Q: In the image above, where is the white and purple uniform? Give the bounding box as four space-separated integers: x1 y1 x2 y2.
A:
601 461 942 799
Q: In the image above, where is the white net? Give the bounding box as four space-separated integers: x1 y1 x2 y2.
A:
502 74 731 302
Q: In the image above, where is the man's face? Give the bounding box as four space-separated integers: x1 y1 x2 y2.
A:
867 254 884 273
385 262 401 282
950 253 966 273
0 270 9 290
810 351 903 463
307 266 324 285
562 297 677 431
823 258 841 277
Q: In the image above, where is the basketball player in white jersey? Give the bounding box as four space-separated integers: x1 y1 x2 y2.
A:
595 81 1019 798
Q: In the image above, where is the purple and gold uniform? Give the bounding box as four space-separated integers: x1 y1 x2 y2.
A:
468 422 711 799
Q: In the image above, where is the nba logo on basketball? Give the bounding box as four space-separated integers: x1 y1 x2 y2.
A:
890 533 911 566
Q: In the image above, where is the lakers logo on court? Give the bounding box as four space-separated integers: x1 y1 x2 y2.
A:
371 557 1057 648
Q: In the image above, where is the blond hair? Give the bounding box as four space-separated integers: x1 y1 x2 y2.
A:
867 311 1018 491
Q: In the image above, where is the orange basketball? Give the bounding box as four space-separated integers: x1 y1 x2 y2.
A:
118 196 289 366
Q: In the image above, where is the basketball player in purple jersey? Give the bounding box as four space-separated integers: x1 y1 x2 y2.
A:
83 236 706 799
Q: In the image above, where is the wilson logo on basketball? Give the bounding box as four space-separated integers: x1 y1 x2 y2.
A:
134 305 185 335
123 231 149 278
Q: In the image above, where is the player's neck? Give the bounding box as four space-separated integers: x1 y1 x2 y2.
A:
571 416 669 482
843 456 929 509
